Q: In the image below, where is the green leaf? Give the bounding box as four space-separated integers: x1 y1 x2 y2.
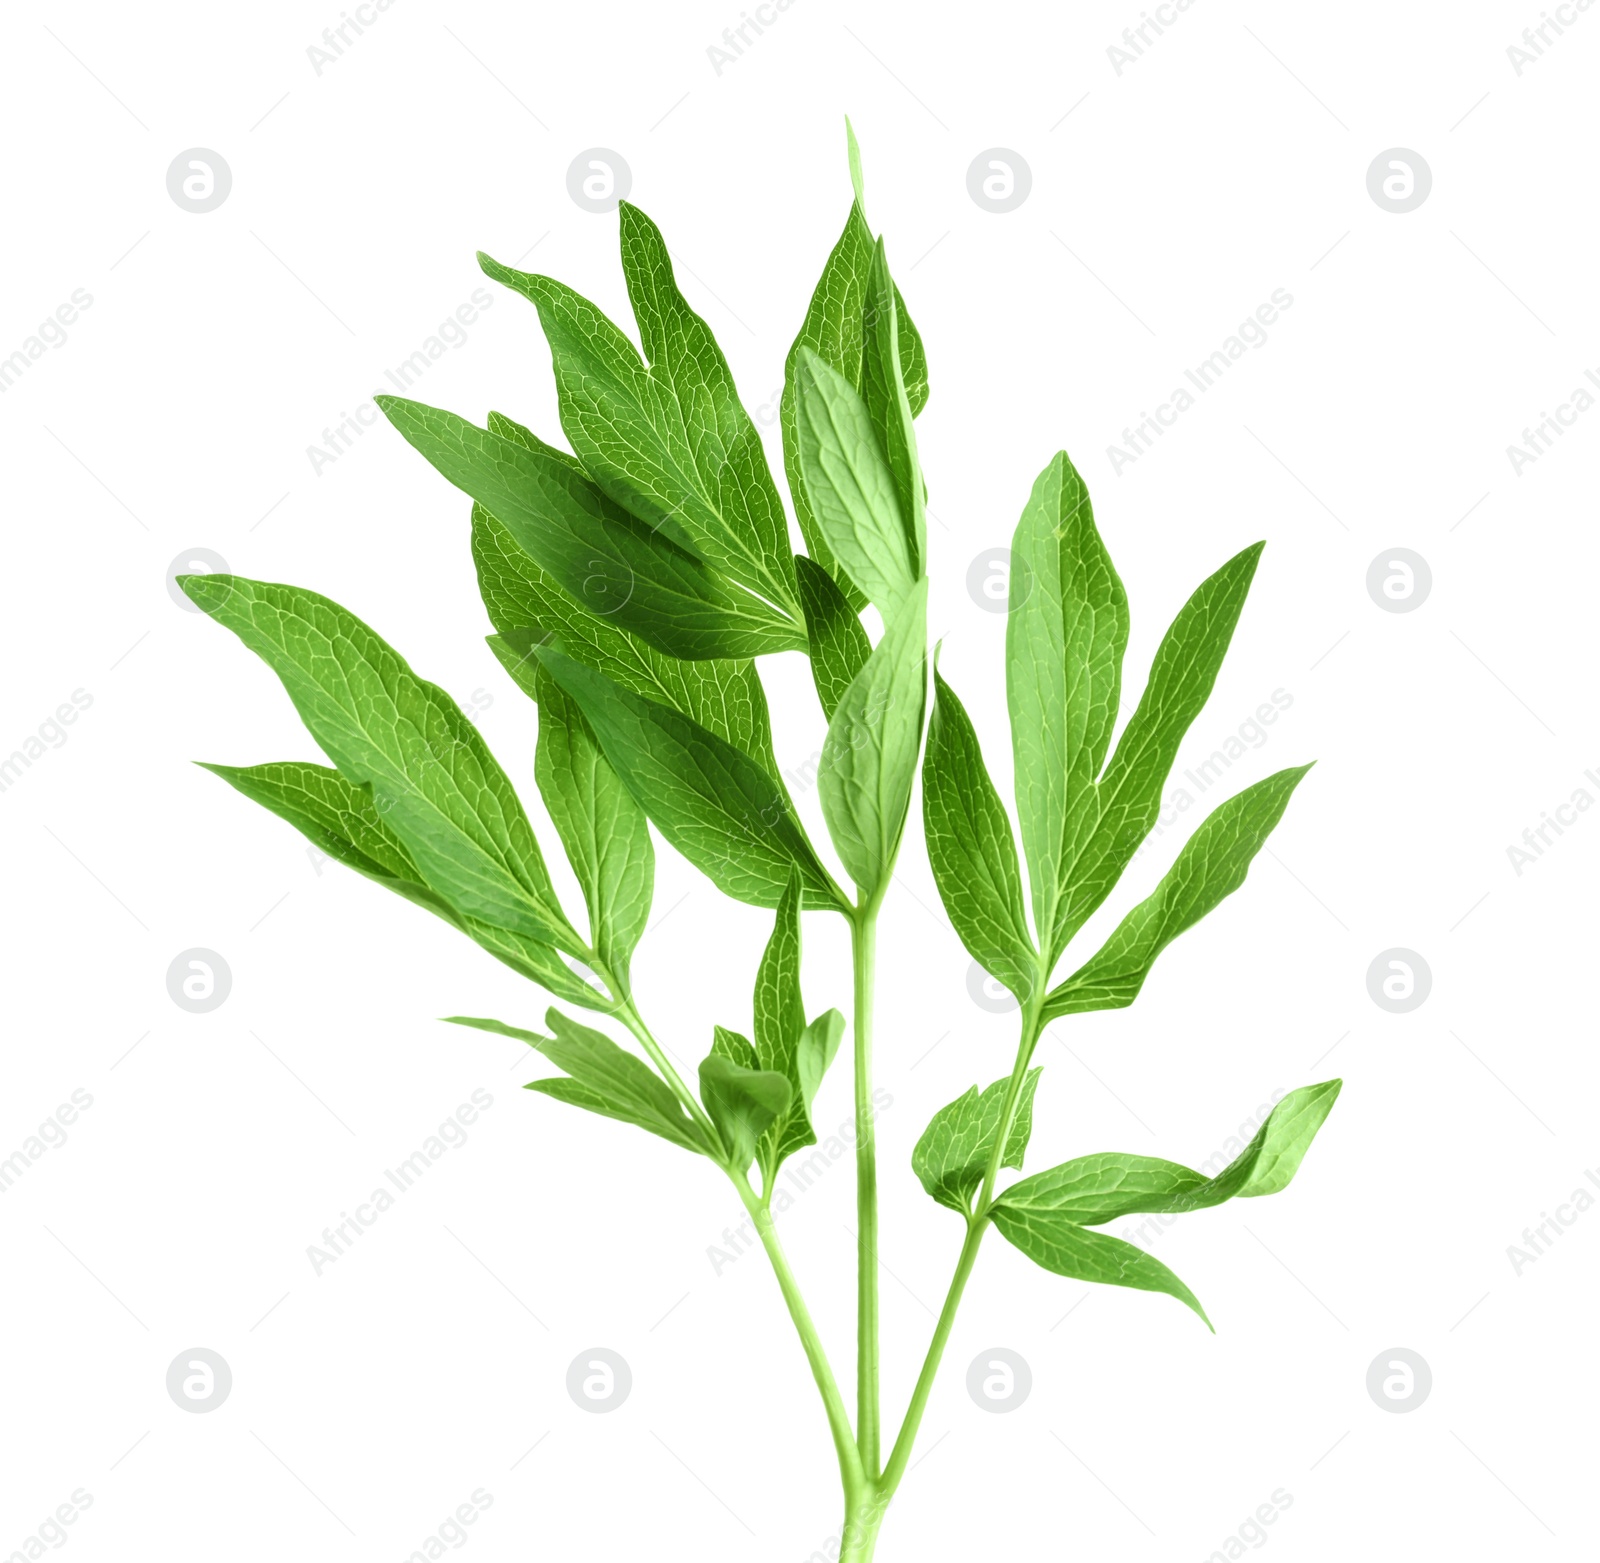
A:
478 247 800 621
179 575 582 954
996 1080 1342 1224
1052 539 1266 960
795 554 871 721
378 396 801 660
711 1024 759 1070
699 1053 793 1170
794 348 916 623
922 671 1037 1003
860 239 924 576
795 1009 846 1124
751 873 813 1174
447 1011 708 1153
1041 764 1312 1022
989 1206 1211 1328
1005 452 1129 962
474 504 781 777
533 646 845 913
818 577 928 898
911 1069 1043 1216
199 762 611 1010
779 177 929 606
531 662 654 985
845 115 866 210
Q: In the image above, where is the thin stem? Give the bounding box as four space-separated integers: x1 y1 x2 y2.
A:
733 1170 867 1497
615 999 718 1144
880 980 1048 1496
852 903 882 1477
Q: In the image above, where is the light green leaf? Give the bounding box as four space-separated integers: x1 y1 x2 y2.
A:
711 1024 759 1070
794 348 916 622
795 1009 846 1123
922 671 1037 1003
911 1069 1043 1216
474 504 781 777
180 575 581 954
818 577 928 898
531 662 654 985
479 246 800 620
860 239 924 576
779 175 928 606
996 1080 1343 1224
448 1012 708 1153
533 646 846 913
1052 540 1266 960
1005 452 1129 961
752 873 813 1173
699 1053 793 1170
1042 764 1312 1022
845 115 866 210
795 554 871 721
990 1206 1211 1328
378 396 801 660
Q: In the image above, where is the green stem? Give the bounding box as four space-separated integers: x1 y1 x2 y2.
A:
732 1171 866 1497
615 998 718 1144
880 981 1048 1497
852 903 882 1477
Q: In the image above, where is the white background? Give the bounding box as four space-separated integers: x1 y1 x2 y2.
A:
2 1 1595 1559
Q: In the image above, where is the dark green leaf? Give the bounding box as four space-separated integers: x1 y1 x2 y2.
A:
752 873 811 1172
795 554 870 721
1042 764 1312 1022
922 671 1037 1003
533 646 845 912
378 396 801 660
911 1069 1042 1216
474 504 781 776
478 248 801 620
818 577 928 898
711 1024 759 1070
180 574 581 954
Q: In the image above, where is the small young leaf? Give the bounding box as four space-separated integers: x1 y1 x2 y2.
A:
795 1009 846 1122
996 1080 1342 1224
1052 539 1266 959
752 873 814 1173
711 1024 759 1070
1005 451 1128 961
989 1206 1211 1328
478 250 801 621
795 554 871 721
699 1053 793 1170
534 646 846 913
818 578 928 899
1041 763 1312 1022
475 505 781 778
922 671 1036 1004
448 1012 708 1153
378 396 802 660
911 1069 1043 1215
794 348 916 622
180 574 582 954
531 663 654 986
